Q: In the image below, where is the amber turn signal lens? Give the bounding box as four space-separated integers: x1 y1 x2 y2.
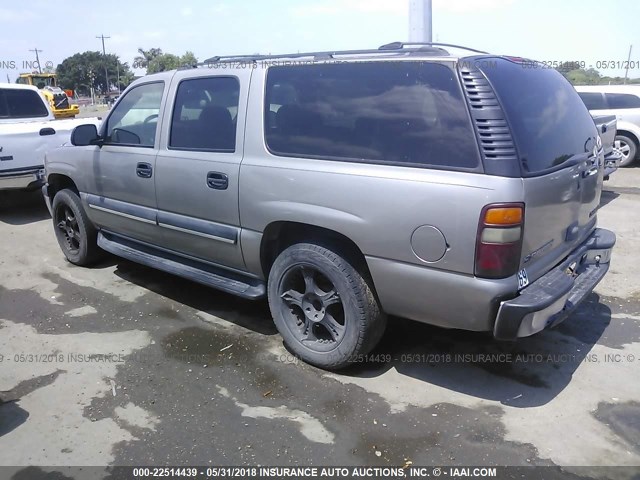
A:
484 207 523 226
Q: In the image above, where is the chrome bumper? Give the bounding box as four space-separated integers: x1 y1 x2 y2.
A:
0 167 45 190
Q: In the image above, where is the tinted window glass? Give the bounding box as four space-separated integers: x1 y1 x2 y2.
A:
170 77 239 152
606 93 640 109
482 60 598 174
0 92 8 117
264 62 479 169
578 92 606 110
106 82 164 147
0 89 48 118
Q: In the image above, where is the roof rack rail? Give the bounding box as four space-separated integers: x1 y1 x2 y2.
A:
199 45 449 66
379 41 489 55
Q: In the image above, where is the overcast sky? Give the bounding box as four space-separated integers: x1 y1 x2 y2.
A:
0 0 637 82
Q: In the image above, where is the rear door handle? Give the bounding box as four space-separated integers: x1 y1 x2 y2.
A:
39 128 56 136
582 166 598 178
136 162 153 178
207 172 228 190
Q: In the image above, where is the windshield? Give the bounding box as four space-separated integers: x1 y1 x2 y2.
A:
18 75 57 89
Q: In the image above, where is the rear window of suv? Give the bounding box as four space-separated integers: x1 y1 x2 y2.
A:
0 88 49 119
264 61 479 170
482 59 598 174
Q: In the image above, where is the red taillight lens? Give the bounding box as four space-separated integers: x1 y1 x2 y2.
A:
475 203 524 279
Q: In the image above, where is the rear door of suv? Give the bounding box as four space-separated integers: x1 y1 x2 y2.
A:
479 59 603 283
153 67 252 271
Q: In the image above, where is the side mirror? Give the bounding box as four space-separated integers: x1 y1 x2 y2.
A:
71 124 101 146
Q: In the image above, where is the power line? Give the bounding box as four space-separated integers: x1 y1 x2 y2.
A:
29 48 43 73
96 34 111 95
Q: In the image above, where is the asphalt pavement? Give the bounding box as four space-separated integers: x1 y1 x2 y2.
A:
0 166 639 479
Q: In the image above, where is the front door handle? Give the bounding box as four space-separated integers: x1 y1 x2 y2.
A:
39 127 56 136
136 162 153 178
582 166 598 178
207 172 228 190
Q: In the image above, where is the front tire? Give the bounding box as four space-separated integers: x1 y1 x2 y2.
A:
267 243 386 370
614 134 638 167
52 189 102 266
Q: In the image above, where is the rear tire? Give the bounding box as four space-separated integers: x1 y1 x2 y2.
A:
268 243 386 370
52 189 103 266
614 134 638 167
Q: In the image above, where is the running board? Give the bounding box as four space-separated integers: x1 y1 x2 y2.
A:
97 232 266 299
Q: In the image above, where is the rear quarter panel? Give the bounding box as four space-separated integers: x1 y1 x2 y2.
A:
239 67 525 329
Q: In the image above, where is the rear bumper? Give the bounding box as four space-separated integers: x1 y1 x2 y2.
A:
494 228 616 340
0 167 45 191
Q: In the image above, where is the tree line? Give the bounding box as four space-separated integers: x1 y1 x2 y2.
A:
55 47 639 95
55 48 198 96
561 67 640 86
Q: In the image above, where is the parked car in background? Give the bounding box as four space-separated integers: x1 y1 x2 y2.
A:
43 45 615 369
575 85 640 167
593 114 622 178
0 83 100 193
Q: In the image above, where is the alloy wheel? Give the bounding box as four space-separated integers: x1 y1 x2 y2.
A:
56 205 81 254
278 265 346 352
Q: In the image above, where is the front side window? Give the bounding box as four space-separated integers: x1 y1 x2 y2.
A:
105 82 164 147
605 93 640 109
264 62 479 169
0 89 49 118
578 92 606 110
170 77 240 152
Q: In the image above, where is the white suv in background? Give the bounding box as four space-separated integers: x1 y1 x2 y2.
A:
575 85 640 167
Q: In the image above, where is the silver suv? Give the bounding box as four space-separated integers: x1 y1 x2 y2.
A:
43 43 616 369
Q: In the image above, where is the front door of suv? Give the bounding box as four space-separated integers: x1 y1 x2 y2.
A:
153 69 251 271
84 81 167 244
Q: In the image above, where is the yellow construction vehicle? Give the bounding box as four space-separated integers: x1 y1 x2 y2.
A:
16 73 80 119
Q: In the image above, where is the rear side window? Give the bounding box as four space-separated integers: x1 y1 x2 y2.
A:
482 60 598 174
578 92 606 110
170 76 239 152
0 89 48 118
605 93 640 109
264 62 479 169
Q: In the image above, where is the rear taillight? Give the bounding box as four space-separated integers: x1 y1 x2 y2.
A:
475 203 524 279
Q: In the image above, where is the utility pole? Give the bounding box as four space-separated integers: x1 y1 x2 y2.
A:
88 69 95 105
624 45 633 85
29 48 43 73
96 34 111 96
409 0 433 43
